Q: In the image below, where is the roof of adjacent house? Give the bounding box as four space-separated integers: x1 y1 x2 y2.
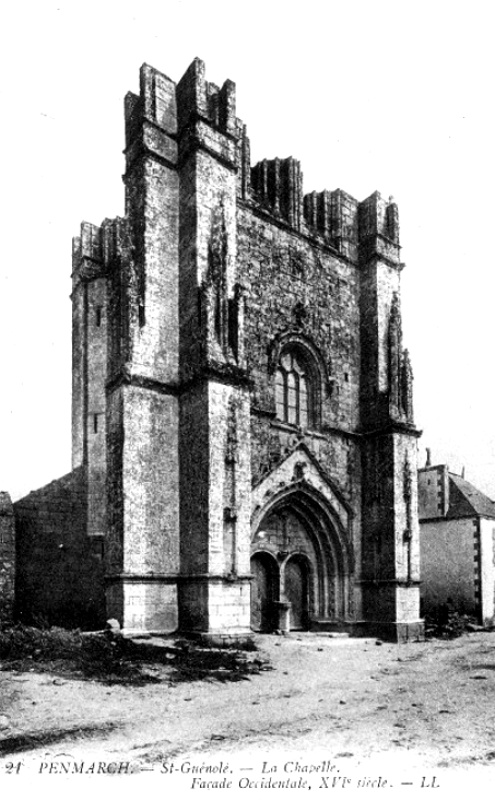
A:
447 473 495 519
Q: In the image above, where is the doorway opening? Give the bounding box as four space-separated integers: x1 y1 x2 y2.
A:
250 552 278 632
284 555 309 630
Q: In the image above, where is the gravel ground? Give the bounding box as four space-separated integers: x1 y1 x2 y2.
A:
1 631 495 790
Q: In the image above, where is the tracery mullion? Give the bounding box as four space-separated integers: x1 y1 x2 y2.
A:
287 370 298 425
275 347 319 429
283 369 289 421
299 372 308 428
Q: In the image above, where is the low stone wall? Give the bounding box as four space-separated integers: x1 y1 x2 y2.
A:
14 468 105 629
0 492 15 624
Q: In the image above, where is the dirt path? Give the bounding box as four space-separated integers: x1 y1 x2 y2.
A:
2 632 495 786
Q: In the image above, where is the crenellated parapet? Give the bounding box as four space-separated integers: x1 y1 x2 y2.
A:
122 58 402 275
247 163 400 268
176 58 237 137
251 157 304 231
72 218 127 286
124 65 178 171
124 58 243 176
303 188 359 259
358 191 401 266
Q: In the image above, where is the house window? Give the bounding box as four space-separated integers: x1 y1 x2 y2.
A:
275 351 311 428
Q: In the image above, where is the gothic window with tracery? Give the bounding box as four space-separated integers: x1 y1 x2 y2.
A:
275 351 311 428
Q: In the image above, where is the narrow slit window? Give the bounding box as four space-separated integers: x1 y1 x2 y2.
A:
95 307 102 328
93 413 99 434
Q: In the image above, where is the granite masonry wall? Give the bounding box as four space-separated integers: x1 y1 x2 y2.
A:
7 58 423 640
0 493 15 624
14 469 105 629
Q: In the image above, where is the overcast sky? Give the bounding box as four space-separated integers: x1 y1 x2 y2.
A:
1 0 494 502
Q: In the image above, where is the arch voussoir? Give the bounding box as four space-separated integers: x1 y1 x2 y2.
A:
251 455 354 630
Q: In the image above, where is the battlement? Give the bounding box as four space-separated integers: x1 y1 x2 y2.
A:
251 157 304 230
303 189 358 244
76 221 101 263
248 160 400 261
122 58 402 265
176 58 237 137
125 60 239 147
72 218 126 281
125 64 177 148
359 191 399 244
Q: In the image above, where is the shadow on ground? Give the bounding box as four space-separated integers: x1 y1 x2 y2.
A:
0 626 271 686
0 723 118 755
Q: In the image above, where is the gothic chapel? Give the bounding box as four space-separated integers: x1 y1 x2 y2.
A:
17 59 424 641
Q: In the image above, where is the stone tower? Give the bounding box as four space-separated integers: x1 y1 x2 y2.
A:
71 58 423 641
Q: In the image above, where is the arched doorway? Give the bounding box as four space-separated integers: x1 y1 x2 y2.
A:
251 484 353 632
284 556 309 630
250 552 278 632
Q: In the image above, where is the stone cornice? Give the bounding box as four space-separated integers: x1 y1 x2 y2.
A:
360 422 422 439
105 573 179 583
106 370 180 398
106 363 253 398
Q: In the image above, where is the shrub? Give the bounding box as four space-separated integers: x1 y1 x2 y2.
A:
0 625 267 685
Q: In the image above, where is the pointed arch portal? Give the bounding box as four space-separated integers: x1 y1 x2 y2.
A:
251 484 353 632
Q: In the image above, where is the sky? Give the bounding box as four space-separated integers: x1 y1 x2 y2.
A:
0 0 494 501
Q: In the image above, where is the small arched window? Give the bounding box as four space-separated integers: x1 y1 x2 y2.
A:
275 350 312 428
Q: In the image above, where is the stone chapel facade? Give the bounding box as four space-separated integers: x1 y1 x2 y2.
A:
61 58 423 641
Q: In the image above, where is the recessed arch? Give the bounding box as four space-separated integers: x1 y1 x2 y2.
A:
268 331 335 432
275 348 312 428
252 482 354 574
251 483 354 630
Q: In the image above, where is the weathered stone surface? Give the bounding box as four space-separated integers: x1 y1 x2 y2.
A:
9 58 423 642
14 470 105 629
0 492 15 624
